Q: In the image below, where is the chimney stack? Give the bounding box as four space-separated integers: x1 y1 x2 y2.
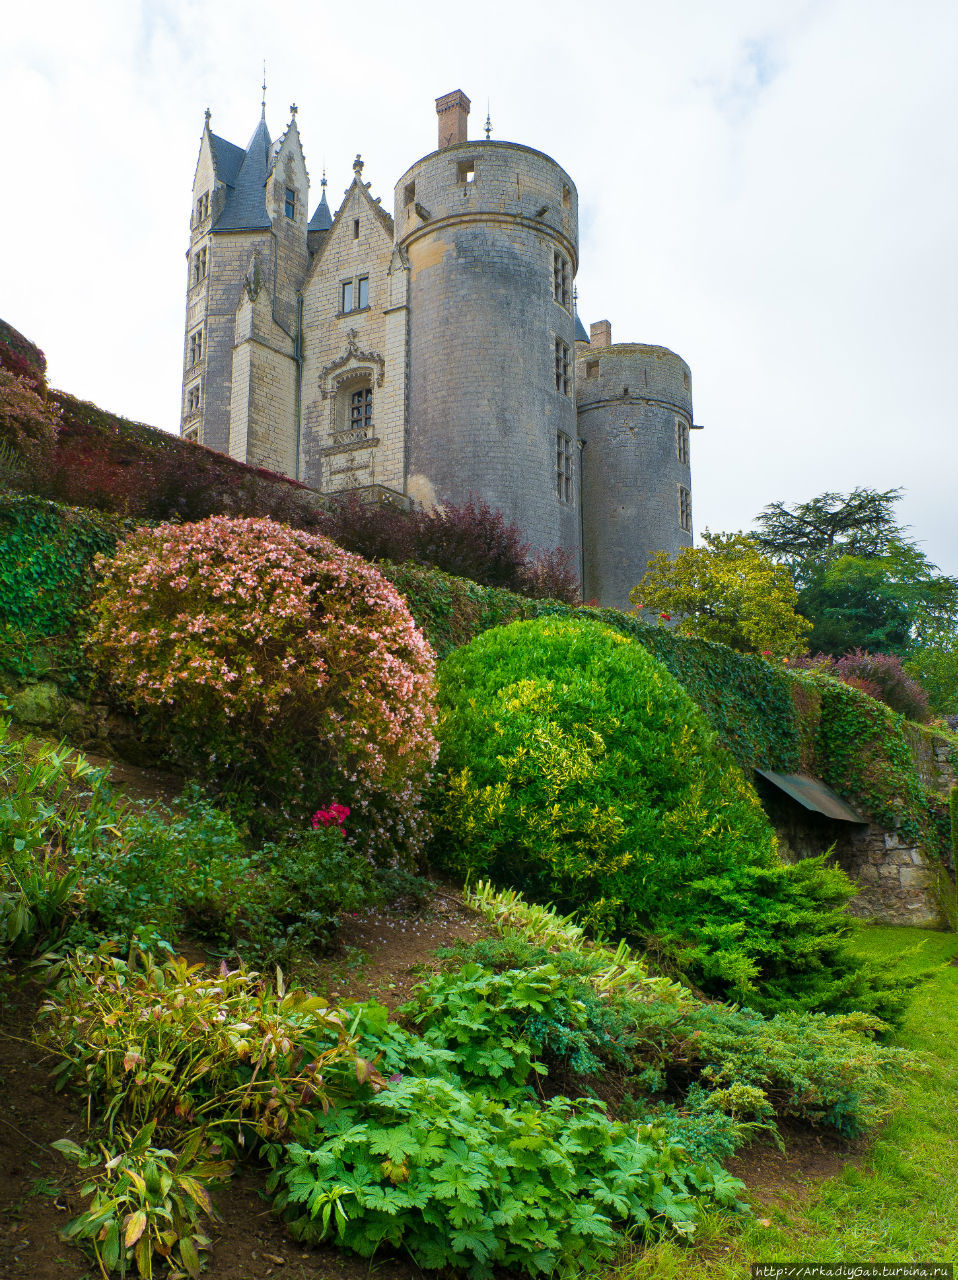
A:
590 320 612 349
436 90 471 148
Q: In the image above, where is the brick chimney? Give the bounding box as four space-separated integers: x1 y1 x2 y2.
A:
436 90 471 148
590 320 612 349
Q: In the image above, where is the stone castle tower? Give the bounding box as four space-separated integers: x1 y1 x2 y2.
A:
181 90 696 606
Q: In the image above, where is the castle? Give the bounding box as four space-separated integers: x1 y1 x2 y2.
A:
181 90 696 607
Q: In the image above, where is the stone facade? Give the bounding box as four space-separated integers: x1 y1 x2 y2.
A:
181 91 697 607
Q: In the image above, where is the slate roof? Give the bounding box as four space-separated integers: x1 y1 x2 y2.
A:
308 186 332 231
574 312 590 344
213 114 273 232
209 133 245 187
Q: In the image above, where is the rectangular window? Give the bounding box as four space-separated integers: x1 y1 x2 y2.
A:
182 421 199 442
457 159 476 184
192 246 207 287
195 191 209 226
556 432 574 503
404 181 416 207
186 383 201 415
350 387 372 433
189 328 203 365
353 218 360 239
679 486 692 533
357 276 369 309
553 251 570 310
585 360 598 378
341 280 354 313
554 338 571 395
285 187 296 219
676 419 690 465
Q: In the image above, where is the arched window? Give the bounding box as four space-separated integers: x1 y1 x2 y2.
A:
334 375 374 441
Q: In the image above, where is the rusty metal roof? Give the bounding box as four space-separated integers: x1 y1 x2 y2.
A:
755 769 867 824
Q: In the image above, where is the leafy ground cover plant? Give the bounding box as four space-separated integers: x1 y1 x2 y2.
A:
267 1076 746 1278
443 886 918 1152
53 1123 229 1279
87 516 439 858
38 948 366 1146
435 617 907 1019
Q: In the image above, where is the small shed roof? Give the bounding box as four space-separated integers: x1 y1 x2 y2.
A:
755 769 866 824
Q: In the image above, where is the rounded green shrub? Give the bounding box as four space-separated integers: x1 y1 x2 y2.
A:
435 617 904 1018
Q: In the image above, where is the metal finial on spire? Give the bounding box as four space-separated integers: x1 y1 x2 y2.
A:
290 103 298 117
204 107 211 124
261 61 267 118
485 100 492 140
321 165 327 188
573 285 578 304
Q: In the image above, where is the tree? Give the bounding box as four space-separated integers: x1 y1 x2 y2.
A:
753 487 904 586
753 488 958 657
629 531 811 658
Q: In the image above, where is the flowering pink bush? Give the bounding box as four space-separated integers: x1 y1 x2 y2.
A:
88 517 439 856
312 804 350 830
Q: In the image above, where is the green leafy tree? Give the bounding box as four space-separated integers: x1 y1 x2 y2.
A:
753 489 958 658
630 531 811 658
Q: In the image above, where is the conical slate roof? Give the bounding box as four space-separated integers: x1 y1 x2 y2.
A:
574 311 590 344
213 112 273 232
308 181 332 232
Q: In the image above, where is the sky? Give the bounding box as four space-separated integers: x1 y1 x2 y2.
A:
3 0 956 572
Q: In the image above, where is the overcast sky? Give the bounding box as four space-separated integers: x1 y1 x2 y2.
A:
3 0 956 571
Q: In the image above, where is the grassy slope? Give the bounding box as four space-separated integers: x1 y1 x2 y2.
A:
615 926 958 1275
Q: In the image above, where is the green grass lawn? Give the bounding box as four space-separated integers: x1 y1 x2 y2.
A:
614 926 958 1276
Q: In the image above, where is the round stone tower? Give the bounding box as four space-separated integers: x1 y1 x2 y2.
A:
395 91 581 561
576 326 694 608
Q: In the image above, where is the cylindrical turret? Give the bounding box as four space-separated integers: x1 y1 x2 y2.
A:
576 335 694 608
395 125 581 561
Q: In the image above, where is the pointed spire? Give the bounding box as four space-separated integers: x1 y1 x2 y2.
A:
308 165 333 232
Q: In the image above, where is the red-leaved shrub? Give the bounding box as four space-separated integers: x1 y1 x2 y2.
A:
792 649 930 722
87 517 439 858
0 370 61 480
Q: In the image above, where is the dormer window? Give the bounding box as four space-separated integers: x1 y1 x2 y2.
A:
195 191 209 226
285 187 296 219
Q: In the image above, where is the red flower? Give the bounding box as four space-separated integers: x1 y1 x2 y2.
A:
659 613 671 621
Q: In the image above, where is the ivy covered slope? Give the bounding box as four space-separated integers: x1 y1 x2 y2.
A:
1 491 953 857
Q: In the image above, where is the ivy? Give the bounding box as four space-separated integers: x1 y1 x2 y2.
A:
0 492 131 687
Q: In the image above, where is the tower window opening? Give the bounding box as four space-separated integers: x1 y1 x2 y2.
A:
457 159 476 184
553 251 570 310
188 328 203 366
182 421 199 442
586 360 598 377
562 184 571 208
404 181 416 207
676 419 690 465
350 386 373 434
679 486 692 533
285 187 296 219
192 246 207 286
555 339 571 395
357 276 369 309
353 218 360 239
341 280 354 312
186 382 201 415
556 432 574 503
195 191 209 225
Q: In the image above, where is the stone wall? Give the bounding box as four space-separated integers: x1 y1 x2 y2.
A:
757 778 951 929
